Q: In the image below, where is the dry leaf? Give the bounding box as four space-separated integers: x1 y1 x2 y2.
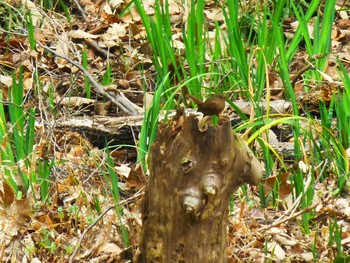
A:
267 241 285 260
0 181 14 206
115 164 131 178
101 23 128 47
0 75 12 87
22 0 43 26
68 30 99 39
99 242 123 254
58 97 95 107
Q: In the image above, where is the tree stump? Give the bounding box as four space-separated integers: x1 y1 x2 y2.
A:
138 110 263 262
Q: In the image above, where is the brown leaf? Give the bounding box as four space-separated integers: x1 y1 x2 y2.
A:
0 181 15 206
261 172 291 199
124 165 146 190
68 30 99 39
336 19 350 30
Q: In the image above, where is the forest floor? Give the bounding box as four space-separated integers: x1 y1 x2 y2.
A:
0 0 350 262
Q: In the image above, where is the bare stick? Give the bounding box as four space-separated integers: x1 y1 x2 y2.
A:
72 0 87 20
257 195 331 233
36 41 140 116
257 160 329 232
68 189 144 263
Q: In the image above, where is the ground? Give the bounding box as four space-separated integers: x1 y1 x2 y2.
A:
0 0 350 262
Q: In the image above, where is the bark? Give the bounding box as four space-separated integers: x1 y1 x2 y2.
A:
138 110 263 263
53 99 292 148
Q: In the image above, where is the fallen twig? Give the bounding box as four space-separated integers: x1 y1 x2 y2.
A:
68 188 144 263
72 0 87 20
257 160 330 232
36 41 141 116
257 196 331 233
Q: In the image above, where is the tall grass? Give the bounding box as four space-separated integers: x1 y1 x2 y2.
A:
0 69 36 195
134 0 179 100
103 147 130 247
138 73 169 171
134 0 349 240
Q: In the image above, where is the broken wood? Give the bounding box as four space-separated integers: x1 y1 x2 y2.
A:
52 99 292 148
37 42 142 116
137 110 263 262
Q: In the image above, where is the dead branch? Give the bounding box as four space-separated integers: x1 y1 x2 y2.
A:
36 41 141 116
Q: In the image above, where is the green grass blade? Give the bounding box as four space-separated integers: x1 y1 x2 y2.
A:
25 108 35 156
26 12 36 50
317 0 335 69
286 0 321 62
105 147 130 247
8 71 25 161
38 158 51 202
82 47 91 98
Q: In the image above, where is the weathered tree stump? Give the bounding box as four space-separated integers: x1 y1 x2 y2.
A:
138 110 263 262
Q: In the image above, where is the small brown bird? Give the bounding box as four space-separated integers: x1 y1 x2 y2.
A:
188 94 226 116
